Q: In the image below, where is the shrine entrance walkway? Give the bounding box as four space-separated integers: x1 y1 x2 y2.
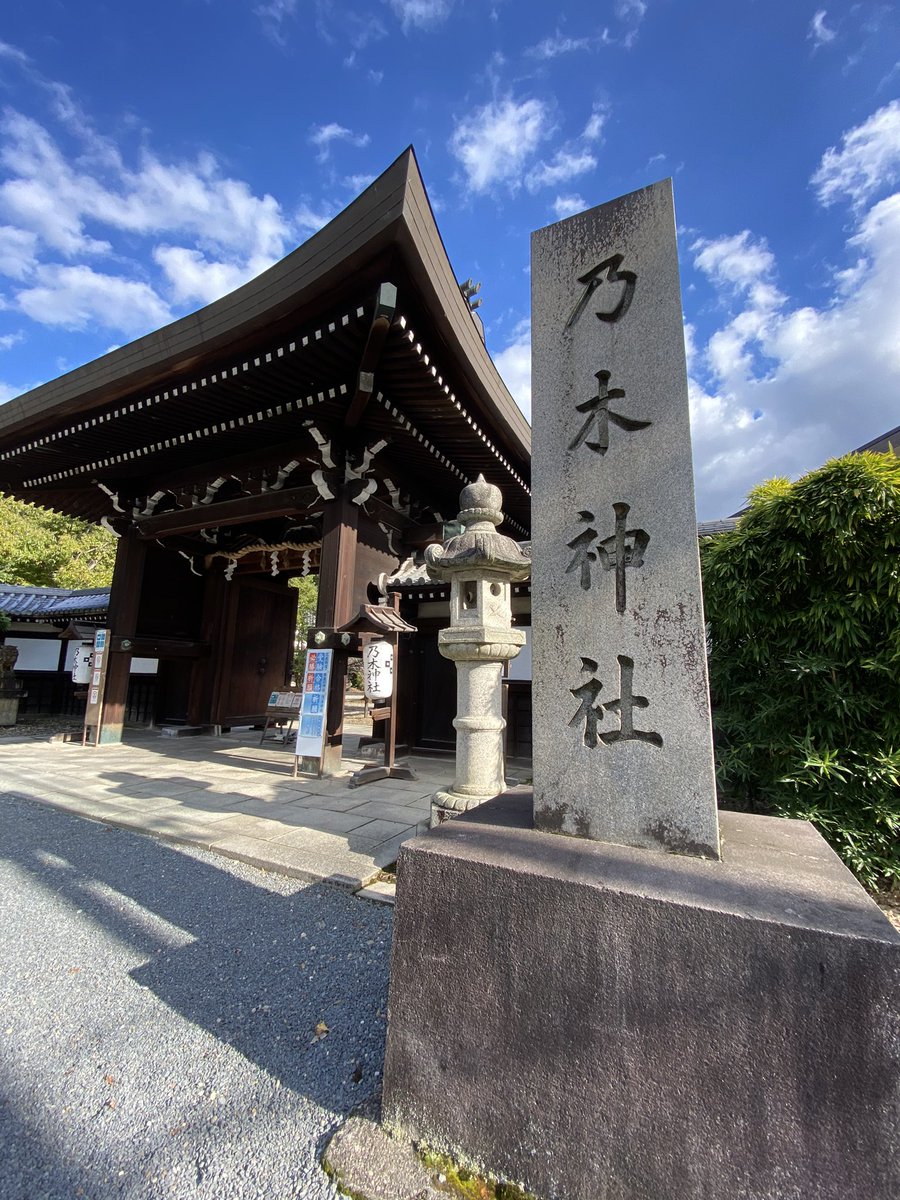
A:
0 729 471 895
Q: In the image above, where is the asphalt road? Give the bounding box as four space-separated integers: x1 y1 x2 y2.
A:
0 792 393 1199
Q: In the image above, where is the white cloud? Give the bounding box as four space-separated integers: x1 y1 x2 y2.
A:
344 173 376 193
493 319 531 420
153 246 271 307
308 122 371 162
0 40 30 66
255 0 297 46
294 200 339 235
687 185 900 517
0 110 293 265
809 10 837 47
0 113 111 256
387 0 454 32
450 97 552 192
552 194 586 219
615 0 648 46
525 33 590 60
582 108 605 142
0 225 37 279
498 106 900 518
0 54 351 350
812 100 900 209
343 11 388 52
0 331 24 351
15 264 171 335
526 148 596 192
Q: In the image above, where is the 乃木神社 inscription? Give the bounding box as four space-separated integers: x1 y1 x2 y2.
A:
530 180 720 859
569 370 651 456
566 505 650 610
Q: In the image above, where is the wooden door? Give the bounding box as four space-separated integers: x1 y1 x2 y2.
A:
216 578 297 726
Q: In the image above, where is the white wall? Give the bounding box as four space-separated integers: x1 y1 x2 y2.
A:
507 627 532 681
5 637 62 672
12 639 159 675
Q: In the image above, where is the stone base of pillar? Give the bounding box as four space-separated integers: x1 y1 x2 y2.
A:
384 791 900 1200
431 787 505 827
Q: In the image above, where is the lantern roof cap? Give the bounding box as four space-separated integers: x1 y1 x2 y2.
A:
337 603 417 636
459 474 503 528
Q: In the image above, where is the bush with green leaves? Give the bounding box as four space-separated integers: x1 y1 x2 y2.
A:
700 452 900 891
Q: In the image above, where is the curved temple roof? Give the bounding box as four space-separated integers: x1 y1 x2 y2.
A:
0 148 531 537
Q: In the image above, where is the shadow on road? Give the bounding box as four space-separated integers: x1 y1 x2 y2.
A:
0 793 393 1115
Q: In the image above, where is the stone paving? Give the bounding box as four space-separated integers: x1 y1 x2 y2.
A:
0 727 458 892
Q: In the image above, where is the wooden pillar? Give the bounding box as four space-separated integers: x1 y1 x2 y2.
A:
316 491 358 773
187 567 229 727
99 530 146 744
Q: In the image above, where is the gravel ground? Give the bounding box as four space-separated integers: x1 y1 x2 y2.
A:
0 793 393 1200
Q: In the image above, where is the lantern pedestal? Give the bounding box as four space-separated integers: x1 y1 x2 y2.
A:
431 630 524 822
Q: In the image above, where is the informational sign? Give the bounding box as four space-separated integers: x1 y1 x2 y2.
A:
266 690 303 713
82 628 110 746
294 648 333 761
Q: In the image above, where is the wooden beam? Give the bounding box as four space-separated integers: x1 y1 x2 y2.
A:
110 635 210 658
132 440 315 498
344 282 397 429
358 493 421 534
135 485 320 538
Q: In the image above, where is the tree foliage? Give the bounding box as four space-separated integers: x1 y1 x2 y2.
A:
290 573 319 631
700 452 900 890
0 495 117 590
289 574 319 679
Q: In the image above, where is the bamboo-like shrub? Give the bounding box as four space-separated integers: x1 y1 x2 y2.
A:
701 452 900 891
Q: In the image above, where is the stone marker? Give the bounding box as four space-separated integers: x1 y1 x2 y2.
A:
530 179 720 858
380 181 900 1200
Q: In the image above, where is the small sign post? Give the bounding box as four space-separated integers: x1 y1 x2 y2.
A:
292 648 334 777
81 628 110 747
260 689 302 744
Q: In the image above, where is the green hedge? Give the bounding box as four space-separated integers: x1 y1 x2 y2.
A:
700 452 900 891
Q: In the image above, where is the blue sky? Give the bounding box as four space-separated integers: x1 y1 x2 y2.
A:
0 0 898 517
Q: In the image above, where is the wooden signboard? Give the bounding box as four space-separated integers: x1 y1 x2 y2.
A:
82 628 110 747
292 648 334 776
260 688 302 744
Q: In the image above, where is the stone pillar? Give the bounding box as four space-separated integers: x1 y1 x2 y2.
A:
425 476 531 824
530 179 720 858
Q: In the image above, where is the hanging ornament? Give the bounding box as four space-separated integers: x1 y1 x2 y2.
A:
72 642 94 685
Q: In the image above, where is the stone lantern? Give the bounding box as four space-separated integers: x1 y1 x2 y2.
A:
0 643 20 727
425 475 531 824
